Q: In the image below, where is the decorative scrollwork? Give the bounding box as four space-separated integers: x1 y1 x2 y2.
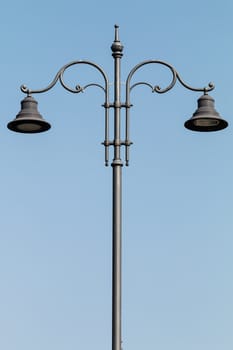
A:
21 68 62 95
176 72 215 93
130 82 156 92
20 84 31 95
126 60 178 98
21 60 109 96
20 60 111 166
126 59 215 99
19 55 216 168
124 59 215 166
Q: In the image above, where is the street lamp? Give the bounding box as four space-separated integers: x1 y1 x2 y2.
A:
8 25 228 350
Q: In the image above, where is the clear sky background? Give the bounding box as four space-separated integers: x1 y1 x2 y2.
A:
0 1 232 350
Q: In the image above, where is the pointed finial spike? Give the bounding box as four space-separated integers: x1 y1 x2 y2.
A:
111 24 123 56
114 24 119 41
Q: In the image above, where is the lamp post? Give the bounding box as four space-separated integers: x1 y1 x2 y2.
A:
8 25 228 350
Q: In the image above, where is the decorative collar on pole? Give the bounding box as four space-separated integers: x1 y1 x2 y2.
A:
111 25 124 57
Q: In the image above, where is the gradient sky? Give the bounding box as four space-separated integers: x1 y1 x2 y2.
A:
0 1 232 350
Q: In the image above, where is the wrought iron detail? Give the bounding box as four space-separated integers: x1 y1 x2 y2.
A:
21 60 109 95
19 29 216 167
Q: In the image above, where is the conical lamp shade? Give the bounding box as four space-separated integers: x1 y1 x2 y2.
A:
184 94 228 132
8 96 51 133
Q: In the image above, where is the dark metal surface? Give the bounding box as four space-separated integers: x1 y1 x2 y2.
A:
184 94 228 132
8 96 51 133
11 27 226 161
8 25 228 350
111 25 123 350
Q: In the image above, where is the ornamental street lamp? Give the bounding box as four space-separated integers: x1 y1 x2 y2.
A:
8 25 228 350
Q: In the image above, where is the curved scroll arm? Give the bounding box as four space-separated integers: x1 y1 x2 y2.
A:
75 83 106 93
129 78 215 94
20 60 111 166
130 82 156 92
124 59 215 166
126 59 215 99
126 60 177 100
20 60 109 95
176 72 215 93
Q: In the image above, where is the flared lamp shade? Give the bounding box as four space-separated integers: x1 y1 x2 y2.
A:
184 94 228 132
8 96 51 133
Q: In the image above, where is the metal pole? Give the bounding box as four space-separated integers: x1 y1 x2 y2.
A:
8 25 227 350
111 25 124 350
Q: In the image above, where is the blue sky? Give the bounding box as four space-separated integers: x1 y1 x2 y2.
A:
0 1 232 350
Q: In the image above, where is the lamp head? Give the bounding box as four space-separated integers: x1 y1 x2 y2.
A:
184 94 228 132
8 96 51 133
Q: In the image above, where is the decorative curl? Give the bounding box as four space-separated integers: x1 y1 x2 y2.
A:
20 84 31 95
176 72 215 93
126 59 215 99
153 85 162 93
20 60 109 95
127 60 177 97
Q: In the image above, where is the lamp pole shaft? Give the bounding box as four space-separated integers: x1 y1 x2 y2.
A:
112 162 122 350
111 26 123 350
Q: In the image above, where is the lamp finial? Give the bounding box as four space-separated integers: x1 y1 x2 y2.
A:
111 24 123 56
